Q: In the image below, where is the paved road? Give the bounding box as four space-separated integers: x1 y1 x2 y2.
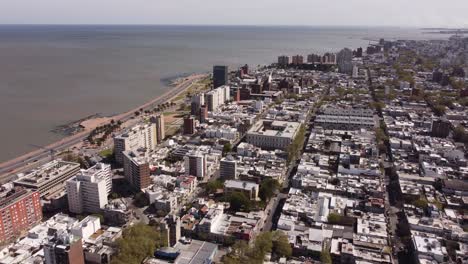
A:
0 75 207 183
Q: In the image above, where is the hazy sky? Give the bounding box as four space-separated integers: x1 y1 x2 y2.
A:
1 0 467 27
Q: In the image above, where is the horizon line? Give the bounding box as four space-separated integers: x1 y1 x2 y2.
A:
0 23 466 29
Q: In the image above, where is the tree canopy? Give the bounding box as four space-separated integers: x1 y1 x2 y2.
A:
222 231 292 264
223 191 252 212
287 124 307 163
111 224 162 264
223 143 233 156
327 213 343 224
259 178 280 202
205 179 224 195
321 249 332 264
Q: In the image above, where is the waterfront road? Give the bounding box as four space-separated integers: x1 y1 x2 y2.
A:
0 74 207 183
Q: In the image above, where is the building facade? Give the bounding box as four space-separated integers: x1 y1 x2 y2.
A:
44 232 85 264
152 114 165 143
123 150 151 190
160 215 181 247
113 123 157 164
246 120 301 150
66 170 110 214
278 55 290 66
14 160 80 198
205 85 230 112
0 188 42 243
213 65 228 88
184 151 207 179
220 156 237 179
183 116 196 135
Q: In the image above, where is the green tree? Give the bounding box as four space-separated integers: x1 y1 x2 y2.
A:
272 231 292 258
224 192 252 212
223 143 233 156
205 179 224 195
259 178 280 202
413 198 429 209
287 124 306 163
252 232 273 260
133 192 149 208
111 224 162 264
223 231 291 264
222 240 250 264
453 125 468 144
433 104 446 116
327 213 343 224
320 249 332 264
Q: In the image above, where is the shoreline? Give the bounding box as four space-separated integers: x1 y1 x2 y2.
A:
0 73 208 173
53 73 198 134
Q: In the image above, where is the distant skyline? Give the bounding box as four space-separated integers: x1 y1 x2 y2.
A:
1 0 467 27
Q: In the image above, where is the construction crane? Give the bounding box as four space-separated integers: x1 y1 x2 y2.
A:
29 144 56 161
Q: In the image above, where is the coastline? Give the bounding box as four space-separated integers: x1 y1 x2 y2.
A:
0 73 208 175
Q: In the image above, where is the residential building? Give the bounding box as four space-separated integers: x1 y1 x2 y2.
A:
307 53 322 64
184 151 207 179
113 123 157 164
151 114 165 143
199 105 208 123
0 188 42 243
292 55 304 65
123 149 151 190
66 165 110 214
44 231 85 264
183 116 196 135
191 93 205 115
220 156 237 179
337 48 354 74
278 55 290 66
205 85 230 111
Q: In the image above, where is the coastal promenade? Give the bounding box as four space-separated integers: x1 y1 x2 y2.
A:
0 73 208 182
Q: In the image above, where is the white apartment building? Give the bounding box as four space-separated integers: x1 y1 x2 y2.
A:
113 123 157 164
205 85 230 112
66 163 112 214
204 126 239 141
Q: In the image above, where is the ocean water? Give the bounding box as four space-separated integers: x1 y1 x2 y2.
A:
0 25 447 162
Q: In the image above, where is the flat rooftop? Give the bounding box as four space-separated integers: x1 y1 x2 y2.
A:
248 119 301 139
150 240 217 264
14 160 80 187
225 180 259 190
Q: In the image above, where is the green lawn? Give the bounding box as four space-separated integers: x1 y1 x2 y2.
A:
99 148 113 158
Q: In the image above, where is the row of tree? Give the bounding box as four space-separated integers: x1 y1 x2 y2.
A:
287 124 307 163
86 119 121 146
